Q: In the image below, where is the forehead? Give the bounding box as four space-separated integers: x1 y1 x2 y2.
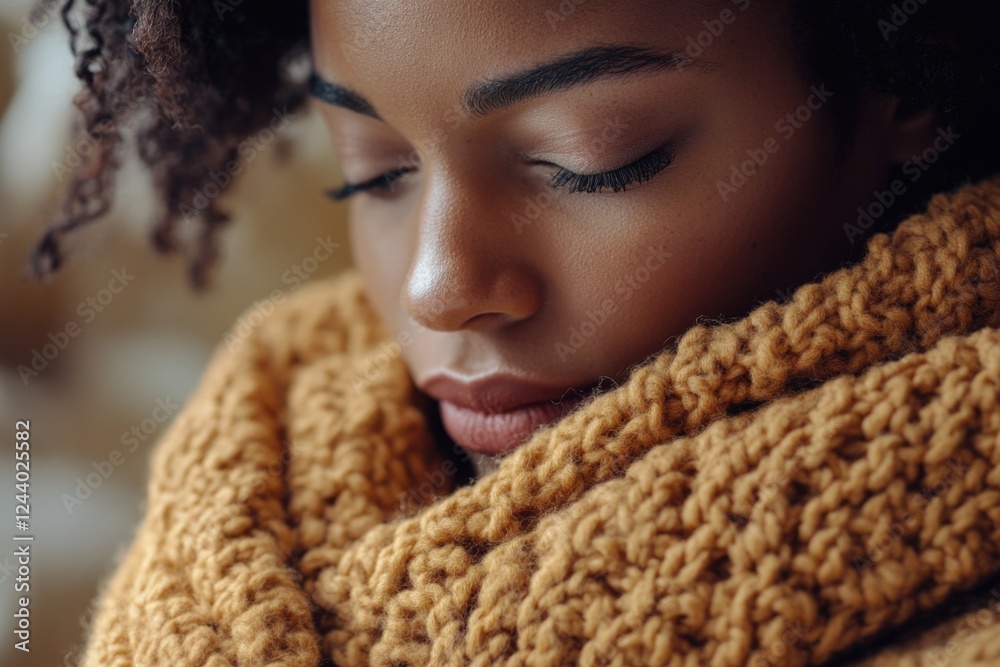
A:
309 1 748 102
307 0 800 152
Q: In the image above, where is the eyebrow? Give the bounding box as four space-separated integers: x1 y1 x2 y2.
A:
308 73 381 119
308 44 694 122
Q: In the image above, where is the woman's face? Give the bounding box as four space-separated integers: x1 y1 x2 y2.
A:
309 0 913 468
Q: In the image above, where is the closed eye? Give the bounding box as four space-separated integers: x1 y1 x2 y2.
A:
326 166 417 201
325 144 674 201
548 145 674 194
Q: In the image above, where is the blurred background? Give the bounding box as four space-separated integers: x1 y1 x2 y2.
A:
0 2 352 664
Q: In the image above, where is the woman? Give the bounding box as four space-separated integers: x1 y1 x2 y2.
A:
37 0 1000 665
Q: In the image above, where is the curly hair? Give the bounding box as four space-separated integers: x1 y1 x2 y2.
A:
30 0 309 287
28 0 1000 287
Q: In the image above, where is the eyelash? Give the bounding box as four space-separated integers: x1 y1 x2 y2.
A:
549 146 674 194
325 145 674 201
326 167 416 202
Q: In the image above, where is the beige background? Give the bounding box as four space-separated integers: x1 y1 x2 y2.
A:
0 4 352 664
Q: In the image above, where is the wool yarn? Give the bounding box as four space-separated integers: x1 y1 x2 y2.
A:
79 175 1000 666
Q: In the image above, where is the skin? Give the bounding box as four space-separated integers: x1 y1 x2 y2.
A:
309 0 939 476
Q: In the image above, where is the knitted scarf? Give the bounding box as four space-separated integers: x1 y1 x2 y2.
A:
81 176 1000 667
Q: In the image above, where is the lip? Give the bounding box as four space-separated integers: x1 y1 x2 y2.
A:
418 373 594 456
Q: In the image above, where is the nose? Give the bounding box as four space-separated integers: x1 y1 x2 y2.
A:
401 183 543 332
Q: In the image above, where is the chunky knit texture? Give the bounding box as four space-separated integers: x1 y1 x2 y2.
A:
80 176 1000 666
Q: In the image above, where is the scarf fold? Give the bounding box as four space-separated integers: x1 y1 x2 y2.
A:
81 176 1000 667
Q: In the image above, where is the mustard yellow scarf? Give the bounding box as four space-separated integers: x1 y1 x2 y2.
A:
80 176 1000 666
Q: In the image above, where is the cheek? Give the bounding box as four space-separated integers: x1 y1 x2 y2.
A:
666 81 848 292
350 204 415 336
536 202 721 379
543 142 836 382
